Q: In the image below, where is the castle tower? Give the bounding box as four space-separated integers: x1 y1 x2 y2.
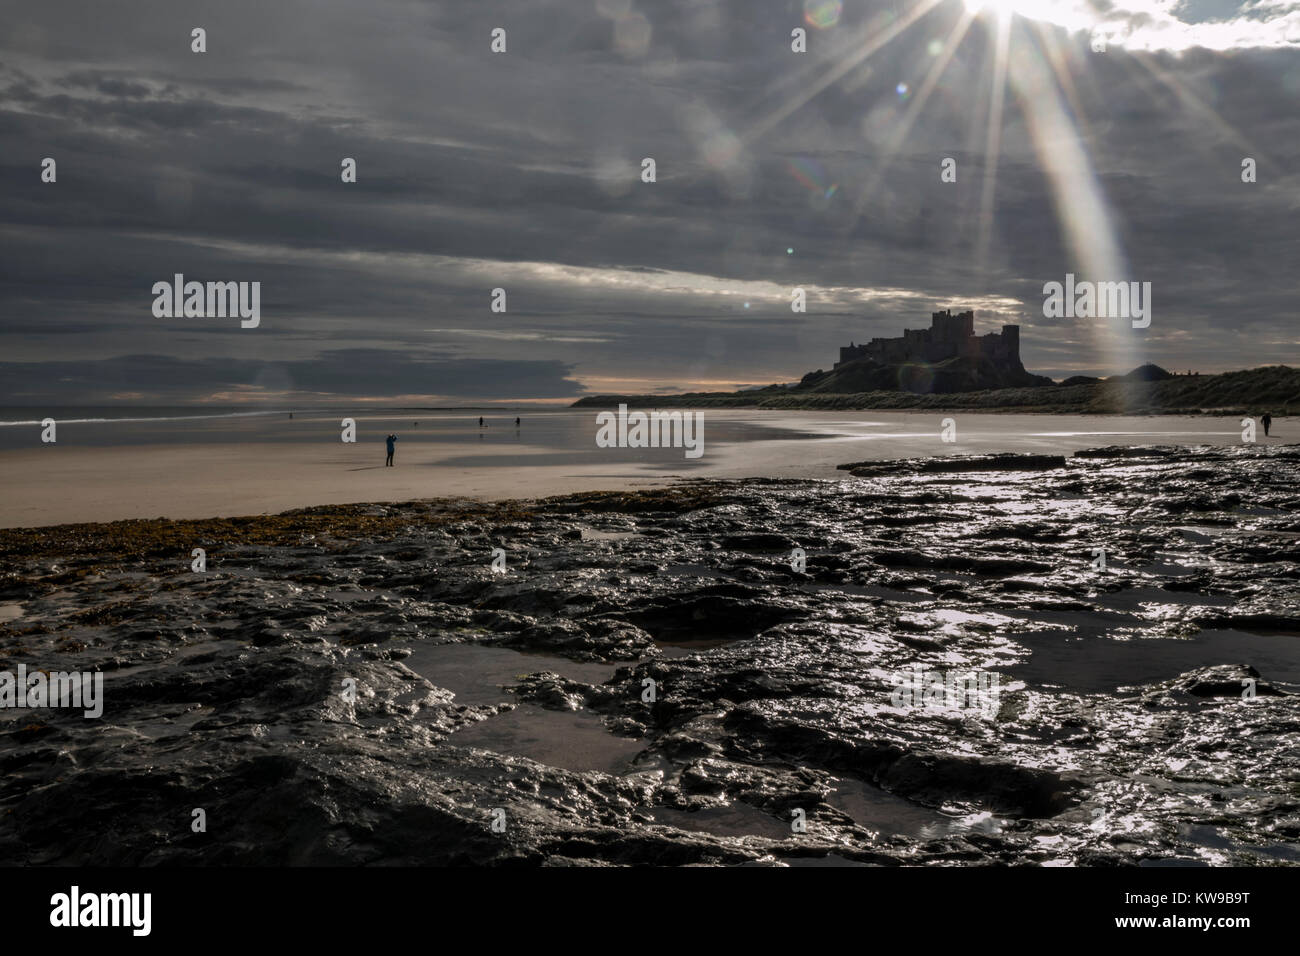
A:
1001 324 1019 361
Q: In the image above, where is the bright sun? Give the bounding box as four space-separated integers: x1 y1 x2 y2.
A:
960 0 1099 34
962 0 1031 17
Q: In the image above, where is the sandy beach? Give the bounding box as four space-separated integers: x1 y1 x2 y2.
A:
0 409 1281 527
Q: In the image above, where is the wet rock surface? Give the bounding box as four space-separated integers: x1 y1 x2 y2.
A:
839 452 1068 476
1 445 1297 866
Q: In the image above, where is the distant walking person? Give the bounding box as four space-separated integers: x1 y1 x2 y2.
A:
1262 413 1272 437
515 417 520 427
478 416 484 428
385 433 397 466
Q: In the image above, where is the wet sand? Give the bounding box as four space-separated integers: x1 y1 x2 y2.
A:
0 410 1282 527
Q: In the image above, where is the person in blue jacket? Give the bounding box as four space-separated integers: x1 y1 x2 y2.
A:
385 433 397 466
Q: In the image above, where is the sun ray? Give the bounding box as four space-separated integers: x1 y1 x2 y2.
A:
846 6 981 233
1027 16 1096 148
973 8 1012 278
1123 48 1275 173
740 0 946 147
1003 25 1137 399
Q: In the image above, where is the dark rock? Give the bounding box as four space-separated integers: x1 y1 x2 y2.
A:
0 443 1296 865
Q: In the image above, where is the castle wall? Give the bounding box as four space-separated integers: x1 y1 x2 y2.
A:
834 310 1020 370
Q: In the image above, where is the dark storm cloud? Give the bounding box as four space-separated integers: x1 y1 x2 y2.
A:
56 69 306 97
0 351 582 403
0 0 1297 400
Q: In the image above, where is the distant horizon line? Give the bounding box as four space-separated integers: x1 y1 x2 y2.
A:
2 362 1293 410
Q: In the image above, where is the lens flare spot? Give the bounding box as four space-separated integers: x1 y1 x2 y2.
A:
614 13 651 58
803 0 843 30
896 82 910 100
899 364 934 392
595 0 633 17
702 129 741 168
786 157 839 201
927 39 943 57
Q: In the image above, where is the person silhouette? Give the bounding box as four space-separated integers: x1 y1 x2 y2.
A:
1261 413 1272 437
385 433 397 466
479 416 484 428
515 417 520 427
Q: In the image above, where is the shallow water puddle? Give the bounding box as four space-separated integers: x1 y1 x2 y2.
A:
404 642 642 773
1091 586 1232 612
0 603 23 623
780 854 871 867
926 608 1020 634
580 528 641 542
131 704 215 740
648 783 991 844
402 641 617 707
1138 822 1299 866
809 581 932 604
1011 627 1300 694
657 638 739 657
827 776 1002 840
448 703 643 774
649 803 790 840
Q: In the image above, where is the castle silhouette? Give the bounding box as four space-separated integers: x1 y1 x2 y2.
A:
836 309 1021 370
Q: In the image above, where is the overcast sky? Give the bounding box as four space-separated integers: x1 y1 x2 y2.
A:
1 0 1297 404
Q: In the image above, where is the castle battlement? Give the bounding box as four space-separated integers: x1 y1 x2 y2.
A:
837 309 1021 370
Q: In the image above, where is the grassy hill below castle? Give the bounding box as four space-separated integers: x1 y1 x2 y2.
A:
798 353 1053 394
570 364 1300 415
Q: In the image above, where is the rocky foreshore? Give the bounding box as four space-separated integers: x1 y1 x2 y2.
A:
1 445 1297 866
